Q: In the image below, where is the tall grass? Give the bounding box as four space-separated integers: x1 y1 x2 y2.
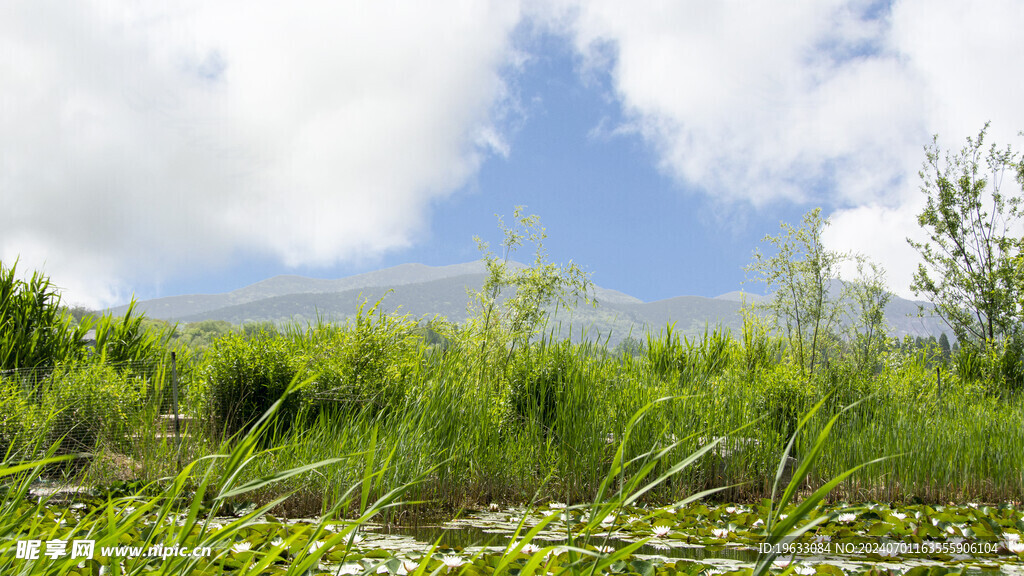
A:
9 303 1023 516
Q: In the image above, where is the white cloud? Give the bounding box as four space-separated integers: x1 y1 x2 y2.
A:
538 0 1024 297
1 1 521 307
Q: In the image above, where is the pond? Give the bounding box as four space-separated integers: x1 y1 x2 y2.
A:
355 503 1024 575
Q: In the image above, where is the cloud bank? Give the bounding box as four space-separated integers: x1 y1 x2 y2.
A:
1 1 520 306
3 1 1023 306
543 0 1024 297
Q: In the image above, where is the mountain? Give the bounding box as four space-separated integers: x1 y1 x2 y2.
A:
115 261 951 345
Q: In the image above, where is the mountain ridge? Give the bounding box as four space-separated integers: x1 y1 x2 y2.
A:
113 260 950 345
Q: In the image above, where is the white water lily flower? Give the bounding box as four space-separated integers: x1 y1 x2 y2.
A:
489 503 500 511
650 542 670 551
812 534 831 543
601 515 616 526
772 559 791 568
711 528 730 539
1007 540 1024 554
652 525 672 537
231 541 252 554
309 540 325 553
549 502 566 509
596 545 615 554
724 506 737 514
948 537 964 544
1005 533 1021 542
511 541 540 554
836 513 857 523
752 519 764 527
349 533 365 546
931 518 939 526
377 564 392 574
779 514 788 521
794 565 815 575
271 538 286 548
892 512 906 520
441 555 465 569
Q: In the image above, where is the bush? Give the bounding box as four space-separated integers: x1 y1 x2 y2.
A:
198 330 299 442
296 305 421 421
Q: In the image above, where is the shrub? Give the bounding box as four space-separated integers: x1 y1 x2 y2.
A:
296 304 421 421
198 330 299 442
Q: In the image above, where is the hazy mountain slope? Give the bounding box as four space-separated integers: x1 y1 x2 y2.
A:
121 260 953 345
112 261 500 319
174 273 490 325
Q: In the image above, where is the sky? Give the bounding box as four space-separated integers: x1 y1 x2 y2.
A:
2 0 1024 309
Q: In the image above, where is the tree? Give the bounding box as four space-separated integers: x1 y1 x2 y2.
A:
746 208 847 378
467 206 595 365
908 123 1024 348
846 257 892 372
938 332 951 360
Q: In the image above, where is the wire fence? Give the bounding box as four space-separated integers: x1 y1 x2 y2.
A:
0 354 186 459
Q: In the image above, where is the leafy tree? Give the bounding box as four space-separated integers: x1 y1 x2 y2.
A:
908 123 1024 347
746 208 847 378
612 336 644 357
846 257 891 372
467 206 595 366
938 332 951 360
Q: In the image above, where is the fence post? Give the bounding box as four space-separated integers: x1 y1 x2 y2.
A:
171 351 181 469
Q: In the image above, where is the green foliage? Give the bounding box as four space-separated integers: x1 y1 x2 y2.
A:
0 259 90 370
198 329 300 442
909 123 1024 346
41 363 148 455
468 206 595 366
644 324 733 383
738 306 781 375
296 301 421 420
611 335 644 357
845 258 892 373
746 209 848 378
0 378 45 457
172 319 234 351
92 301 169 366
0 259 169 375
502 338 583 432
754 362 817 444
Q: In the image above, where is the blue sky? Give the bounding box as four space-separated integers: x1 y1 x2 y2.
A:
2 1 1023 308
